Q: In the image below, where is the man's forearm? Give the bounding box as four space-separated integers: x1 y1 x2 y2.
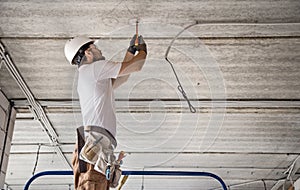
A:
112 51 135 89
112 75 130 89
119 51 147 76
123 51 134 63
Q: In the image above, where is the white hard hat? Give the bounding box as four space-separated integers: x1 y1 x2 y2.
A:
64 36 94 65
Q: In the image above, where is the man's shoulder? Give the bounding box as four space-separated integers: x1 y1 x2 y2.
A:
79 60 107 71
93 60 121 70
94 60 118 64
94 60 107 64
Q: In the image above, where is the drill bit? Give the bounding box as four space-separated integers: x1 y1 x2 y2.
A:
135 18 139 46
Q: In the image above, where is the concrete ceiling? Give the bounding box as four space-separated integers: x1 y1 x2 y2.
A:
1 0 300 189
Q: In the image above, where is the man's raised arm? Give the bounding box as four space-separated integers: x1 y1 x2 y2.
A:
112 35 147 89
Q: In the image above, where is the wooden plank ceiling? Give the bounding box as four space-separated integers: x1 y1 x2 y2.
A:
0 0 300 189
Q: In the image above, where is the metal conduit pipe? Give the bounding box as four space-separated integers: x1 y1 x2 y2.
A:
0 42 58 141
24 170 228 190
0 41 71 168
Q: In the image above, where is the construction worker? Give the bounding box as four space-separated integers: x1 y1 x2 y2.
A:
64 35 147 189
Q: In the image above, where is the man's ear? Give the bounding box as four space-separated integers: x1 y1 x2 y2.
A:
85 49 92 56
84 49 93 61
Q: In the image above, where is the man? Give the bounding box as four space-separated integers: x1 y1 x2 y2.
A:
64 35 147 189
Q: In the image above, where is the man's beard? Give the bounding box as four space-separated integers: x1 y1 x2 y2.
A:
99 55 105 60
92 52 105 61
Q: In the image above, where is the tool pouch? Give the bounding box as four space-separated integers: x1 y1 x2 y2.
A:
73 126 110 190
73 126 122 189
109 164 122 188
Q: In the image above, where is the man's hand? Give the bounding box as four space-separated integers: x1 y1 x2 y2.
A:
136 35 147 54
127 35 147 55
127 34 137 55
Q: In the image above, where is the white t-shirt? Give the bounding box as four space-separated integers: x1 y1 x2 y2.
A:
77 60 122 137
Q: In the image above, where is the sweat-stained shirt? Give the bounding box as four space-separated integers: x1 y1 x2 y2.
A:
77 60 122 137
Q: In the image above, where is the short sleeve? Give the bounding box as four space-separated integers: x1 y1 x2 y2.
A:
93 60 122 81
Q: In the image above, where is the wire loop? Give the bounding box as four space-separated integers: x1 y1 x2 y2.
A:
164 22 199 113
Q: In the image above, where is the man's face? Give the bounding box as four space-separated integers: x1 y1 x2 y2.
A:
87 44 105 61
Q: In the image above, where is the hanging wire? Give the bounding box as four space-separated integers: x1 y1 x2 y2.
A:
261 179 266 190
209 179 270 190
124 3 136 18
32 144 41 175
165 21 199 113
141 167 145 190
124 2 197 113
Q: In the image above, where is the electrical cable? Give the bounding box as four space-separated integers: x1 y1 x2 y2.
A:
165 22 199 113
32 144 41 175
123 2 197 113
262 179 266 190
140 167 145 190
209 178 272 190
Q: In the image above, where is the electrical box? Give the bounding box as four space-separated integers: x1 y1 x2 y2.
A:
0 90 16 189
